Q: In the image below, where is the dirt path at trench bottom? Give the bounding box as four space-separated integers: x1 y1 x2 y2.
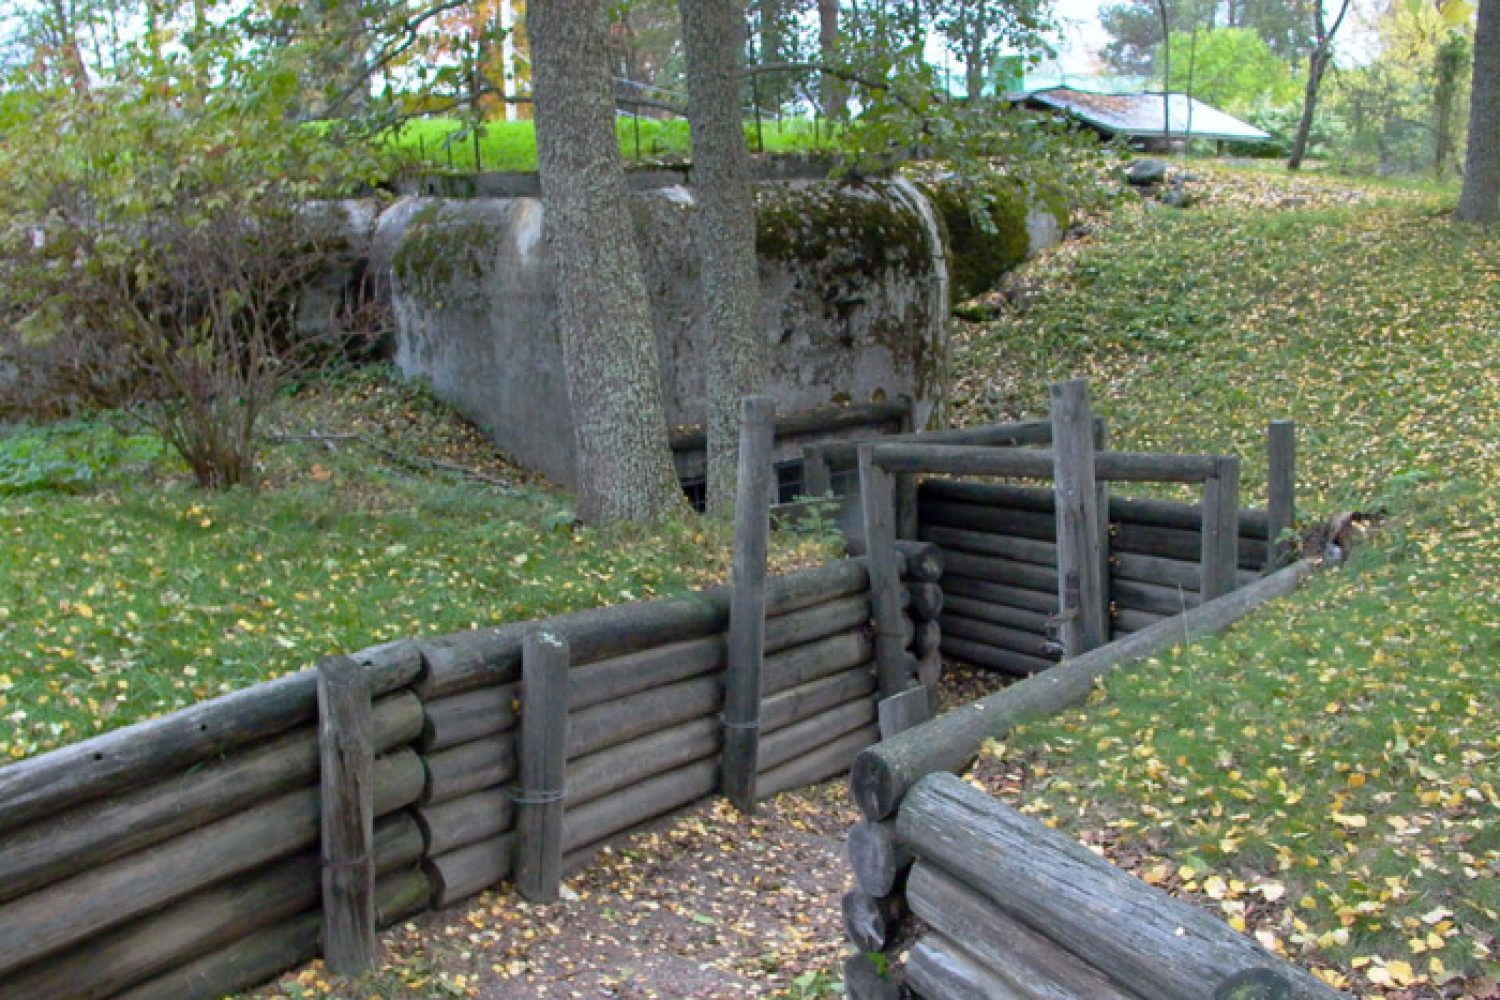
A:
247 665 1009 1000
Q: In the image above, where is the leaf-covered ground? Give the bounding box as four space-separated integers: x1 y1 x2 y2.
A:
957 164 1499 998
0 368 832 761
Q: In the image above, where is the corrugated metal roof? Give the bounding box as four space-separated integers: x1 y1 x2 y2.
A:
1023 87 1272 143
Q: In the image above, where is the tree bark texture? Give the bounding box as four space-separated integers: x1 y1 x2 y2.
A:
681 0 770 514
1459 0 1500 222
530 0 683 524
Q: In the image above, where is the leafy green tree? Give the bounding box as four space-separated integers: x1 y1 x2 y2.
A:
1160 27 1300 113
0 24 381 487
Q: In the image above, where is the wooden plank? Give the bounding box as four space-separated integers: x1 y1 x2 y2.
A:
897 775 1346 1000
908 581 945 621
844 953 902 1000
850 560 1315 820
668 399 909 451
0 692 421 907
416 788 514 857
842 889 907 952
942 549 1059 593
919 497 1060 542
906 933 1031 1000
816 419 1055 469
858 444 913 698
567 675 720 760
1110 577 1202 616
1267 420 1296 569
801 444 833 497
567 636 722 712
426 834 515 907
1201 456 1242 601
877 686 931 739
764 594 871 655
761 668 878 734
920 524 1058 566
418 685 518 753
515 630 570 903
562 759 719 853
755 725 878 799
1111 520 1267 569
567 717 720 808
940 614 1064 660
760 699 877 772
763 629 875 696
0 641 419 836
872 443 1220 483
317 656 379 974
921 479 1271 537
939 636 1057 677
942 575 1059 613
907 861 1142 1000
1111 550 1203 590
942 594 1054 635
0 750 424 978
1049 379 1107 654
422 735 517 805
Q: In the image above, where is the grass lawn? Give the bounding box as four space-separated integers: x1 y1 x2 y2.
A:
956 165 1499 996
0 368 831 761
384 116 839 173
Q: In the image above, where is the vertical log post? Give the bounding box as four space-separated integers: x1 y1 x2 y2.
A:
1266 421 1296 570
1050 380 1107 656
859 444 912 698
801 444 832 499
317 655 378 975
894 401 920 540
1201 456 1242 600
722 395 776 813
515 629 569 902
1092 417 1112 636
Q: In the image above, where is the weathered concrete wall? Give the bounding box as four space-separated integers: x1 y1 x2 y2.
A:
333 175 1063 488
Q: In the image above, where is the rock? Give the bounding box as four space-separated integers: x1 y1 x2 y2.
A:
1126 159 1169 186
1159 187 1197 209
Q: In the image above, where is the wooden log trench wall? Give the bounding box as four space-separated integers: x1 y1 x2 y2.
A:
0 549 946 1000
839 561 1335 1000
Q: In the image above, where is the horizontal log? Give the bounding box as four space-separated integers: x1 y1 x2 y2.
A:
906 933 1030 1000
851 560 1316 820
756 724 878 800
417 685 518 753
844 954 902 1000
762 667 877 733
0 639 420 836
814 419 1055 469
567 675 721 760
907 861 1140 1000
940 637 1056 677
416 788 513 857
1110 578 1202 616
566 717 720 808
415 558 884 699
942 595 1054 635
940 614 1063 660
941 550 1058 594
422 735 516 805
759 699 876 773
874 444 1220 483
847 818 913 898
765 594 873 654
919 498 1058 542
670 399 910 452
562 758 719 853
112 870 429 1000
842 888 907 952
912 619 942 656
0 749 424 978
898 776 1343 1000
942 575 1059 613
1112 607 1168 633
1113 520 1266 570
920 480 1270 537
764 629 874 696
908 582 945 621
425 833 515 907
1112 551 1203 591
3 814 422 1000
568 635 723 712
921 524 1058 567
0 691 422 906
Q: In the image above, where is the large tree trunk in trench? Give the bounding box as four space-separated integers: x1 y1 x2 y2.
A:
682 0 770 514
530 0 684 523
1459 0 1500 222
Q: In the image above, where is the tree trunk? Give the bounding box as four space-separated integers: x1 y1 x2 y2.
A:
530 0 684 523
819 0 847 117
964 19 988 101
1287 49 1328 170
1459 0 1500 222
681 0 769 515
1156 0 1171 147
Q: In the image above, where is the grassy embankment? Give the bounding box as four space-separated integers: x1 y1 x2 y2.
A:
954 165 1497 997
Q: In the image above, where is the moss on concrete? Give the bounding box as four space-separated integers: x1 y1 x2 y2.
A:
919 177 1035 302
392 202 507 296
